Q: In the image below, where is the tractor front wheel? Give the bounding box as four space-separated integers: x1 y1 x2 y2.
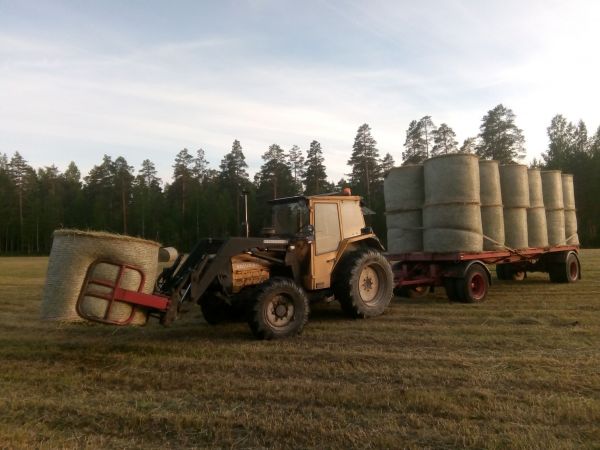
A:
247 278 309 340
334 249 394 318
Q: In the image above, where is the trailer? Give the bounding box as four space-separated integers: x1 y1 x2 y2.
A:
387 245 581 303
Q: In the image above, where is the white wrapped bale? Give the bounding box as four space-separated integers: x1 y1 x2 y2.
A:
41 230 160 324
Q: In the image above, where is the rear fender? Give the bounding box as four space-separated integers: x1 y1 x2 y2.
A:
443 261 492 285
332 233 384 271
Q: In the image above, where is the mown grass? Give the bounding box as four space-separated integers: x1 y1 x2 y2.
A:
1 251 599 449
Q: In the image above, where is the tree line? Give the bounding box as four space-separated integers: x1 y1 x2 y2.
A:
1 103 599 254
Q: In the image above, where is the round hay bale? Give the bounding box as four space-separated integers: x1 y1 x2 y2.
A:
546 209 566 246
527 168 544 208
41 230 160 324
564 209 579 245
423 203 482 232
423 228 482 253
384 165 424 211
479 160 504 249
541 170 564 210
481 205 505 251
479 160 502 205
423 153 482 252
159 247 179 263
504 208 529 249
561 173 576 210
500 164 530 208
527 207 549 248
386 210 422 253
424 154 480 204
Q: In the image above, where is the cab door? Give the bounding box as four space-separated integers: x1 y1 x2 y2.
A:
310 201 342 289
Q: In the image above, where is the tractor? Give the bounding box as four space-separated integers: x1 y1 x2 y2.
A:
130 192 395 339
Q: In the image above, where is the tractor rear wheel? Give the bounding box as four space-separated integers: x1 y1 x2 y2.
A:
334 249 393 318
247 278 309 340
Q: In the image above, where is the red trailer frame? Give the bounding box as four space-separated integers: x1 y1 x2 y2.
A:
386 245 581 303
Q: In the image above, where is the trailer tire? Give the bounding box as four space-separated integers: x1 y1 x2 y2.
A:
333 249 393 318
247 278 309 340
549 252 580 283
397 285 431 299
456 264 489 303
496 263 526 281
444 278 462 302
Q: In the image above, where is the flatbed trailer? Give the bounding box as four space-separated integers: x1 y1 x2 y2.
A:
386 245 581 303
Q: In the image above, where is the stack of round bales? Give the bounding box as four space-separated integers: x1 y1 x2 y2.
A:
561 173 579 245
40 229 160 324
499 164 530 249
541 171 566 246
527 168 549 247
384 165 424 253
479 160 505 251
423 154 482 253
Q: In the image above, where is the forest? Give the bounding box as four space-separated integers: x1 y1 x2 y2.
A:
1 104 599 254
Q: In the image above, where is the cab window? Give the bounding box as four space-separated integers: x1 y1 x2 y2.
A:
314 203 341 254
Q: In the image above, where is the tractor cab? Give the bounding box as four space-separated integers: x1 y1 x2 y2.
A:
268 193 382 290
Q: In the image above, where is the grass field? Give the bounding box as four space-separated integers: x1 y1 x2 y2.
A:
1 251 600 449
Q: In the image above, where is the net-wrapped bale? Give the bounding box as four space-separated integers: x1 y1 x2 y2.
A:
541 171 565 246
479 160 505 250
561 174 579 245
384 165 424 253
499 164 529 249
527 168 548 247
41 230 160 324
546 209 566 246
423 154 482 252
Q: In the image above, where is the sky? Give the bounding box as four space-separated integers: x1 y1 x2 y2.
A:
1 0 599 184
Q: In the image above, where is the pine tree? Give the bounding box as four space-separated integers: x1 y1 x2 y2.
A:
172 148 194 216
84 155 116 231
9 152 36 251
133 159 162 239
303 140 329 195
431 123 458 156
193 148 210 181
543 115 576 168
287 145 305 194
348 123 381 205
419 116 436 158
219 140 250 235
476 104 526 162
113 157 134 234
402 116 436 163
256 144 294 200
380 153 395 176
460 137 477 153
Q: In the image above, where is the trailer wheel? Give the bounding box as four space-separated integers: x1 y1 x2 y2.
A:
200 294 232 325
397 285 431 299
549 252 580 283
457 264 489 303
443 278 462 302
496 263 526 281
334 249 393 318
247 278 309 340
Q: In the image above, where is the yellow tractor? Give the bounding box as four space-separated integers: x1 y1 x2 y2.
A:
149 192 394 339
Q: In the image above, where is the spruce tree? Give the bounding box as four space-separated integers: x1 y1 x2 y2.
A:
348 123 381 205
303 140 329 195
476 104 526 162
402 120 426 164
287 145 305 194
219 140 250 235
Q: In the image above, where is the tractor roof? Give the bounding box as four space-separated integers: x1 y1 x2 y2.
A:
268 193 362 205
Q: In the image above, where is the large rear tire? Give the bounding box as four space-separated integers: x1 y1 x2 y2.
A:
247 278 309 340
334 249 394 318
